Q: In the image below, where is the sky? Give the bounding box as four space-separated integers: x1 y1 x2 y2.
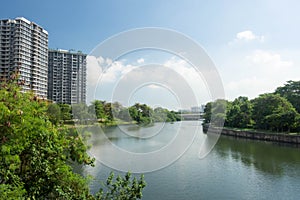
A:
2 0 300 110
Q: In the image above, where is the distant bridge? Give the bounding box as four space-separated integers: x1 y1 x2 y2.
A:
180 113 204 121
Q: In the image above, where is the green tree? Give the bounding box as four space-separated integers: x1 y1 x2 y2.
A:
72 103 94 124
0 77 94 198
203 102 212 124
153 107 168 122
275 80 300 113
89 101 116 123
129 103 153 125
89 100 106 120
252 93 299 132
166 110 181 122
226 96 253 128
152 107 180 123
58 103 72 120
47 103 61 125
103 102 114 121
0 75 146 199
204 99 227 126
96 172 146 200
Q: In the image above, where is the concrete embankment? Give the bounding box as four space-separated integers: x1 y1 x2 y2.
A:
203 124 300 144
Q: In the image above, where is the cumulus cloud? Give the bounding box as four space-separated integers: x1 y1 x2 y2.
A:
163 57 211 103
246 50 293 69
226 77 270 98
229 30 264 45
86 55 210 108
87 55 137 86
222 49 296 100
237 30 257 41
163 57 204 88
86 56 102 88
86 55 137 103
137 58 145 64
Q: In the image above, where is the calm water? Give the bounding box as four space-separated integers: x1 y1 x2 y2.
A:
77 121 300 200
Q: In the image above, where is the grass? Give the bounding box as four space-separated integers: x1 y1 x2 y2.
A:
223 126 300 135
63 119 136 129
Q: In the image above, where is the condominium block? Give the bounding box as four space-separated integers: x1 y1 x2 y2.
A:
0 17 48 98
48 49 86 104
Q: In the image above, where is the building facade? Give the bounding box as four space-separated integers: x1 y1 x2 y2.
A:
48 49 86 104
0 17 48 98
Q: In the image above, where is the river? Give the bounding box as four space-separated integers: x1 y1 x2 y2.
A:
76 121 300 199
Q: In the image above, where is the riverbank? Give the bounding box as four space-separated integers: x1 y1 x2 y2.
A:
62 119 137 128
203 124 300 144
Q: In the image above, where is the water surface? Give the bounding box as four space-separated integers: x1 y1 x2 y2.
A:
78 121 300 200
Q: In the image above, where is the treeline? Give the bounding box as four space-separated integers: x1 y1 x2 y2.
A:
203 80 300 133
47 100 181 126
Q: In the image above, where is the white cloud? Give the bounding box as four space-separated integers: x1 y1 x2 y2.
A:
86 55 211 108
87 49 297 107
163 57 211 103
237 30 256 41
229 30 264 45
87 55 137 85
86 55 137 103
246 50 293 69
137 58 144 64
218 48 297 100
226 77 272 98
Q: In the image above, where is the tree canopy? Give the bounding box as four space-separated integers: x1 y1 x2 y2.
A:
275 80 300 113
203 80 300 133
0 75 146 199
226 96 253 128
252 94 298 132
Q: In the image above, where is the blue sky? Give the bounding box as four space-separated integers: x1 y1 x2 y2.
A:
3 0 300 52
2 0 300 109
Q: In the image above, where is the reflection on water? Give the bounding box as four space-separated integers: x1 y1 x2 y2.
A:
215 136 300 176
85 122 188 153
76 121 300 199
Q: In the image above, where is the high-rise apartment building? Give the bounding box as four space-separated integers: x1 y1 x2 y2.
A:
48 49 86 104
0 17 48 98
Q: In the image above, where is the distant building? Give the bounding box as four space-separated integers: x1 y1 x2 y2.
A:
179 109 191 113
201 105 205 113
190 105 205 113
191 106 201 113
0 17 48 98
47 49 86 104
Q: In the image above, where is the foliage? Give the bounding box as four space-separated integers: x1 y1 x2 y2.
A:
55 98 180 127
96 172 146 200
89 100 115 123
72 103 94 121
0 75 146 199
152 107 181 122
275 80 300 113
89 100 106 120
203 81 300 133
203 102 212 124
252 93 299 132
203 99 227 126
129 103 154 125
58 103 72 120
226 96 253 128
47 103 61 125
0 76 94 199
103 102 113 121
